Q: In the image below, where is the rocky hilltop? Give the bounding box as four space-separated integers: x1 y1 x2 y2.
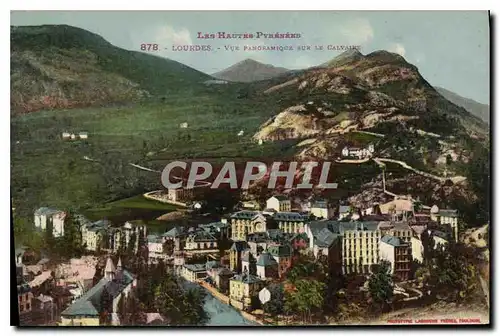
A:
251 50 489 225
212 58 289 83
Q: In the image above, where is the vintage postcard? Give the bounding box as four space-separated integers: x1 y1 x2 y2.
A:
11 10 490 326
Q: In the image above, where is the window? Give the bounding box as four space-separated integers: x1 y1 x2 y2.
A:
26 303 30 310
20 305 24 312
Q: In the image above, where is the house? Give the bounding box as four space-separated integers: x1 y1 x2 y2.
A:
81 219 111 252
379 199 414 220
237 130 244 136
266 196 291 212
180 122 189 128
206 262 233 294
256 252 279 280
62 132 71 139
310 199 335 219
29 270 53 294
184 230 218 253
430 207 459 241
229 273 265 310
59 257 137 326
181 264 207 283
147 234 166 264
268 244 293 278
341 144 374 159
34 207 66 238
78 132 88 140
229 241 249 273
145 313 168 325
70 134 76 140
338 205 351 220
379 236 412 282
272 212 309 234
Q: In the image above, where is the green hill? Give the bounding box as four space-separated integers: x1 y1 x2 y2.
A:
11 25 212 114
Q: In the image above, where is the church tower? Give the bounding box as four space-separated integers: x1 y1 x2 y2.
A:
104 257 116 281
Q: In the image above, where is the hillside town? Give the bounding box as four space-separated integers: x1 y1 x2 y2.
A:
15 186 487 326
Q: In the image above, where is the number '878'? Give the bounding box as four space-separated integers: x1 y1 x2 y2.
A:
140 44 159 51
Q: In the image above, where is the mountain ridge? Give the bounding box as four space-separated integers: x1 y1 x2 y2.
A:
10 24 212 114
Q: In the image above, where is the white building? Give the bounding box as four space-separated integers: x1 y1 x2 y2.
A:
341 144 375 159
81 219 110 252
310 200 334 219
78 132 88 140
62 132 71 139
180 122 188 129
34 207 66 238
266 196 291 213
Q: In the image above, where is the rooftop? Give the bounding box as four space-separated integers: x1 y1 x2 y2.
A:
256 252 278 267
380 235 406 247
230 210 260 220
35 207 64 216
438 209 458 218
183 263 207 272
268 195 289 202
231 273 264 284
273 212 309 222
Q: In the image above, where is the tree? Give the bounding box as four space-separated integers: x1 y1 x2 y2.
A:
127 231 137 256
426 242 477 301
368 260 393 311
284 279 325 323
153 275 208 325
263 284 285 317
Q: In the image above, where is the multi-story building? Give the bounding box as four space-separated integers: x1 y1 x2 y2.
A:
34 207 66 238
229 273 266 310
184 230 218 253
109 221 147 254
341 221 381 275
161 226 188 251
81 219 111 252
147 234 167 264
379 235 411 281
241 250 257 275
266 196 291 213
273 212 309 234
230 211 274 241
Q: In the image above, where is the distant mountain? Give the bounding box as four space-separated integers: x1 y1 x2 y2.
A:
321 49 365 68
212 58 289 83
435 86 489 124
10 25 211 114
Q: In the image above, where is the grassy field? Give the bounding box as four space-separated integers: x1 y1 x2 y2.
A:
11 87 289 224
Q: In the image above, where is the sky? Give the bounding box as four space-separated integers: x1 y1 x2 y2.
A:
11 11 490 104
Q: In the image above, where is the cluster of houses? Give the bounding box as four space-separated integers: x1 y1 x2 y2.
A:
175 195 459 311
23 193 459 323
